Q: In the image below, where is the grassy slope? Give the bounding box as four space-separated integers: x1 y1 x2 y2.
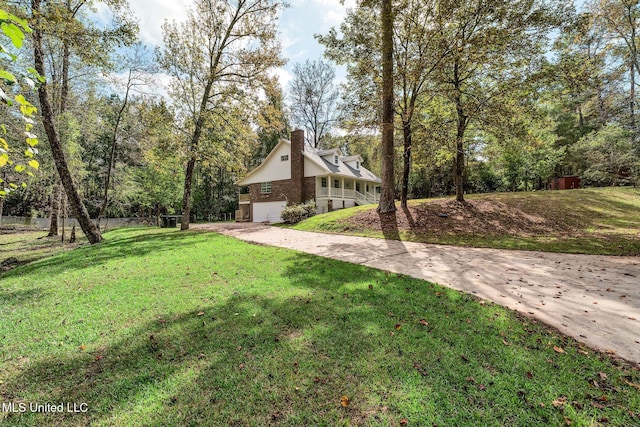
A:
292 187 640 256
1 228 639 426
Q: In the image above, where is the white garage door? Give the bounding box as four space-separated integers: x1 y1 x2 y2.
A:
252 201 287 223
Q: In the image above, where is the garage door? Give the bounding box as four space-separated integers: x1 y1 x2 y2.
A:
252 201 287 223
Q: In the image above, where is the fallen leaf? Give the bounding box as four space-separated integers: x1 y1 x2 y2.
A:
502 339 510 346
239 363 245 369
526 372 533 379
465 376 475 383
553 396 567 407
478 384 486 391
605 349 616 355
400 418 408 425
419 319 428 326
553 346 565 354
564 416 572 425
598 372 607 380
340 395 350 407
197 311 204 316
79 345 86 351
395 324 402 330
623 379 640 390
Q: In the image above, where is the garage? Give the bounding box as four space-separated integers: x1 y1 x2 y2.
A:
252 201 287 223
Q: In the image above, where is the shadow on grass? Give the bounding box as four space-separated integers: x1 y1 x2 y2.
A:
0 229 213 280
3 251 638 426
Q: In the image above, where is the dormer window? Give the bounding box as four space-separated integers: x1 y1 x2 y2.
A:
356 161 360 169
281 155 289 161
334 155 339 165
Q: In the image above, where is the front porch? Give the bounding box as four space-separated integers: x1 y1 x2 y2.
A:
315 176 380 214
235 193 251 222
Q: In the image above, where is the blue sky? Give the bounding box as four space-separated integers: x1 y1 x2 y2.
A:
120 0 355 89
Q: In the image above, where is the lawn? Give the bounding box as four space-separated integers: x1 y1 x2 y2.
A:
0 228 639 426
291 187 640 256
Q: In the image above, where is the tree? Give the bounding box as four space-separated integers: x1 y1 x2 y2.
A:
288 59 339 148
433 0 564 202
158 0 285 230
319 0 452 208
0 7 41 199
592 0 640 150
31 0 102 243
96 44 154 229
253 76 288 166
378 0 395 214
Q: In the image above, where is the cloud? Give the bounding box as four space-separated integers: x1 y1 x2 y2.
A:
127 0 189 46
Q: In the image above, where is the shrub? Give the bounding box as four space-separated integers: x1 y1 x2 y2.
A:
281 200 316 224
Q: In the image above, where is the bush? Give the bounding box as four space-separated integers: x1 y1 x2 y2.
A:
281 200 316 224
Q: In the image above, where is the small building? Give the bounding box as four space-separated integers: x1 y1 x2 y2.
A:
236 129 381 223
551 176 581 190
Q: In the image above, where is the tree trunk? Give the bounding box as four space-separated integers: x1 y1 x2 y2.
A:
377 0 396 214
47 184 61 237
181 156 197 230
32 0 102 244
401 118 412 209
97 70 132 229
453 60 466 203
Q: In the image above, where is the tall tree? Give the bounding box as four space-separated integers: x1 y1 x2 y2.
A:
434 0 563 202
593 0 640 149
378 0 396 213
158 0 285 230
288 59 339 148
31 0 102 243
319 0 451 208
254 76 288 166
96 45 154 229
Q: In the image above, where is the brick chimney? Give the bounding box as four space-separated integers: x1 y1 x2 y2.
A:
290 129 305 204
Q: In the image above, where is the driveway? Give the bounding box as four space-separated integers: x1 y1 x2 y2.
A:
195 223 640 365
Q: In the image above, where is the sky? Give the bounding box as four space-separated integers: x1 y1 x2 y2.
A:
116 0 356 90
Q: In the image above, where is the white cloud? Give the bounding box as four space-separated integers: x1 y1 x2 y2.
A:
127 0 189 46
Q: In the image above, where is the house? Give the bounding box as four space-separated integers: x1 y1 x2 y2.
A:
236 129 381 222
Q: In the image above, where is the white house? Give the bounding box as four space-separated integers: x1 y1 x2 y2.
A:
236 129 382 222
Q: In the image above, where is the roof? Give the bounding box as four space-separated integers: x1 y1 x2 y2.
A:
304 146 381 183
236 138 381 185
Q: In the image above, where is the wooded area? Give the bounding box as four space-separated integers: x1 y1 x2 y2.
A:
1 0 639 242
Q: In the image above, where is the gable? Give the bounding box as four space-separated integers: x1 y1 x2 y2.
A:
237 140 291 185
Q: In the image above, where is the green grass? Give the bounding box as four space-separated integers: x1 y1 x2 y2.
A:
292 187 640 256
1 228 639 426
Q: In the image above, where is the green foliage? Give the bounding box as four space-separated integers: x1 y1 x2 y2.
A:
572 123 638 186
281 200 317 224
0 7 40 198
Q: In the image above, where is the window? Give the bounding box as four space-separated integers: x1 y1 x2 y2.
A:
356 183 360 192
333 179 340 189
281 155 289 161
321 177 327 188
334 155 339 165
356 161 360 169
260 182 272 194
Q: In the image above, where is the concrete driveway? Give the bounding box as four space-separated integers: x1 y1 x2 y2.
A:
195 223 640 365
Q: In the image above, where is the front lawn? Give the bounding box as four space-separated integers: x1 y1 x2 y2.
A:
1 228 638 426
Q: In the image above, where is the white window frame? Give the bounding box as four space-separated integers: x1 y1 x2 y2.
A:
260 182 272 194
334 155 339 165
281 155 289 161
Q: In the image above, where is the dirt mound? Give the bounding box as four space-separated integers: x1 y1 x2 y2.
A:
347 198 581 238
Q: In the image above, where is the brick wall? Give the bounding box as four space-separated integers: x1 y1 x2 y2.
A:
290 129 305 204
